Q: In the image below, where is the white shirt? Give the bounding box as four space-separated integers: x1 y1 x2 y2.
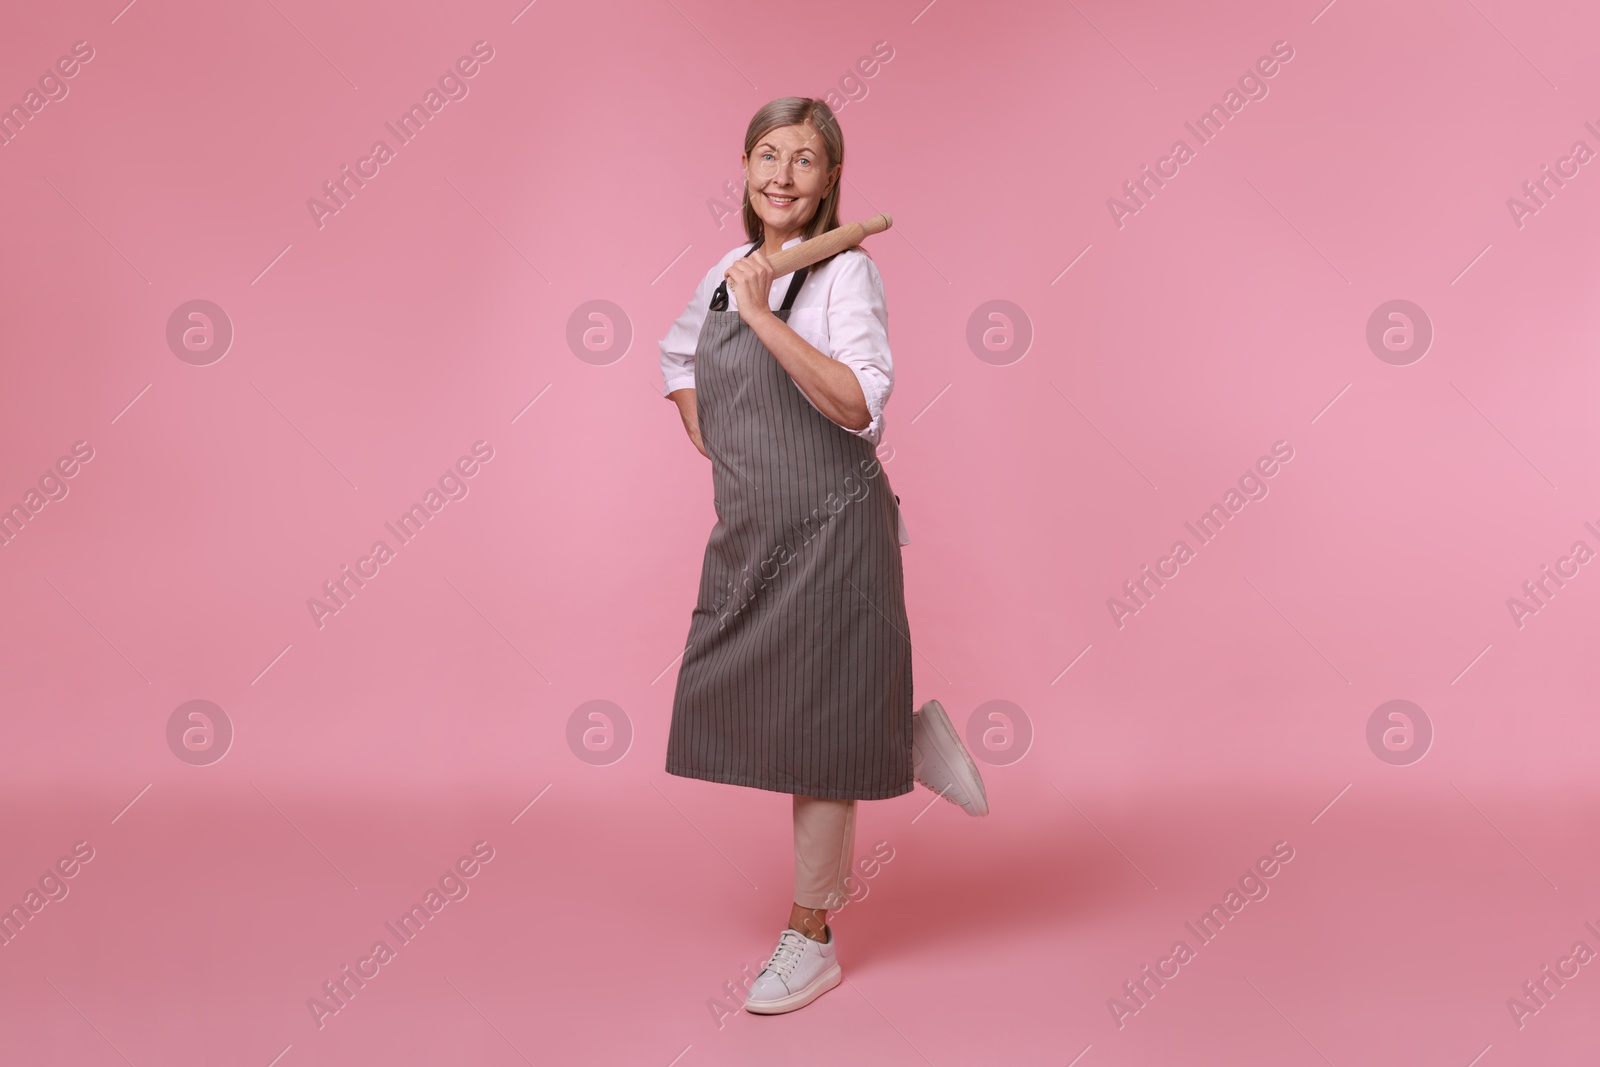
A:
658 236 894 448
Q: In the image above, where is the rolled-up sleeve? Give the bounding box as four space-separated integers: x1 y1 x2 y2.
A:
659 265 718 397
825 251 893 441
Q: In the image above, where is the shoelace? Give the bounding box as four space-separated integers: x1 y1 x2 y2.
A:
761 929 811 981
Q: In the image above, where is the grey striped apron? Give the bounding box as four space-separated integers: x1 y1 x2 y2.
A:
665 242 913 801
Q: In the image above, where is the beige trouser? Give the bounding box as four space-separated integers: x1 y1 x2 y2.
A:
792 794 858 910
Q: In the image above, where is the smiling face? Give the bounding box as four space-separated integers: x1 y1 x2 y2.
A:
743 121 840 246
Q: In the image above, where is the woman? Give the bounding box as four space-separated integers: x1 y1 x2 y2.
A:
659 97 989 1016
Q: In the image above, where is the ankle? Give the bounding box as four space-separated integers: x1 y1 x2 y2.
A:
789 920 829 943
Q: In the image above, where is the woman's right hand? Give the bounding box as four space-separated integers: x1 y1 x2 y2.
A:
668 388 709 459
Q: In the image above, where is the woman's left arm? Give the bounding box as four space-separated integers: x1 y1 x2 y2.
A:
747 312 872 431
725 249 885 432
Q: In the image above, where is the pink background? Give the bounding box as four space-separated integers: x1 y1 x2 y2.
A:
2 0 1597 1063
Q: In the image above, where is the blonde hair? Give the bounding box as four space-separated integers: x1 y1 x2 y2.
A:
738 97 869 264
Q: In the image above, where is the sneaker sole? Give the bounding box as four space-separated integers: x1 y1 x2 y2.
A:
917 700 990 816
743 961 842 1014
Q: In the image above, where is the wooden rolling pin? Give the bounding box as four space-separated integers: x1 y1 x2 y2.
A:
760 213 893 275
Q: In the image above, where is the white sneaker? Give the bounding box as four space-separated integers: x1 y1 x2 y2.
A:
912 699 990 816
743 926 842 1014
